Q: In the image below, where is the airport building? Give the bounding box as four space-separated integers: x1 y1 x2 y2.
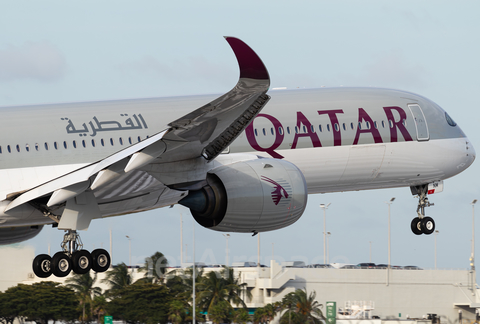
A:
1 246 479 323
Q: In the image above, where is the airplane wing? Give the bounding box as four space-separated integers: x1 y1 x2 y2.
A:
5 37 270 230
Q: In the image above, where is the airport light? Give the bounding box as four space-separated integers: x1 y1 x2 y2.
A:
320 203 331 264
327 232 331 264
472 199 477 271
223 234 230 267
385 197 395 286
125 235 131 269
434 230 439 269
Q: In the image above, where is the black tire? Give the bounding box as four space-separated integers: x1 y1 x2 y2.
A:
91 249 111 272
32 254 52 278
421 217 435 235
72 250 93 274
411 217 423 235
52 252 72 277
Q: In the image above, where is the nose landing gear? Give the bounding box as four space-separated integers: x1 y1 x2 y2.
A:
410 185 435 235
32 230 111 278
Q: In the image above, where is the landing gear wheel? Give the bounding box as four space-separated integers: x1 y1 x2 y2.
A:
421 217 435 235
91 248 111 272
32 254 52 278
411 217 423 235
52 252 72 277
72 250 92 274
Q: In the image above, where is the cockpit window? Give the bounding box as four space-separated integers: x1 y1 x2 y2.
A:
445 112 457 127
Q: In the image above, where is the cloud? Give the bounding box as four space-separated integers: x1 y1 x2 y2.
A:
0 41 67 82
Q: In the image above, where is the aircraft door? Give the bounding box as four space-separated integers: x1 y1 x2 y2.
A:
408 104 429 141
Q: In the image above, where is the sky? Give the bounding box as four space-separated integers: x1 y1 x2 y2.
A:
1 1 480 271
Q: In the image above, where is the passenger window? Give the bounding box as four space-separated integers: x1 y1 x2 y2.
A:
262 128 266 136
63 141 68 149
25 144 30 152
295 126 298 134
287 127 291 134
358 122 362 130
16 144 20 152
54 142 58 150
44 143 49 150
343 123 346 131
137 136 141 142
350 122 354 130
389 120 394 128
7 145 11 153
366 122 370 130
270 128 274 135
327 124 331 132
119 137 124 145
110 138 114 146
319 125 322 132
0 146 2 154
35 143 39 151
73 140 77 149
129 137 132 145
278 127 284 135
402 119 406 126
303 125 307 133
334 123 339 132
91 139 96 147
82 140 86 148
101 139 105 146
382 121 386 128
254 129 258 137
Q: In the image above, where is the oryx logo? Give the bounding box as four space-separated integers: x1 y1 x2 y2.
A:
261 176 290 205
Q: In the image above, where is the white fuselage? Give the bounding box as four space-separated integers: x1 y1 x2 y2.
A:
0 87 474 228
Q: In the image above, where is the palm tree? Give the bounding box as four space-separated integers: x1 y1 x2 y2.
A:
279 289 325 324
233 308 251 324
101 262 134 296
92 295 107 324
294 289 325 324
66 272 102 322
139 251 168 284
196 271 229 316
168 300 186 324
221 267 252 307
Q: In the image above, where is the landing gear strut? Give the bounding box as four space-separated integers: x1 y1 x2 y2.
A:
410 185 435 235
32 230 111 278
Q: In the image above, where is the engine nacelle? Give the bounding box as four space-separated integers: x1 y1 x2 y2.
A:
0 225 44 245
179 158 307 233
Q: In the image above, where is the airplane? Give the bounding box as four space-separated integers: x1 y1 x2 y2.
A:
0 37 474 278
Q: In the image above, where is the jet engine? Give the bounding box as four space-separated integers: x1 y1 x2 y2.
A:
179 158 307 233
0 225 44 245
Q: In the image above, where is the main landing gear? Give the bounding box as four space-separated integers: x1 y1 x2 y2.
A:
410 185 435 235
32 230 111 278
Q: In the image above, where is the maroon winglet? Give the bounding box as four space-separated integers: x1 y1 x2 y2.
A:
225 37 270 81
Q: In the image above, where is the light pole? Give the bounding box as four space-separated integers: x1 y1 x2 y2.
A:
472 199 477 271
320 203 331 264
385 197 395 286
434 230 439 269
326 232 331 264
192 219 196 324
126 235 131 269
223 234 230 266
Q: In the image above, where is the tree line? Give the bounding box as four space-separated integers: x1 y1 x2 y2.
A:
0 251 325 324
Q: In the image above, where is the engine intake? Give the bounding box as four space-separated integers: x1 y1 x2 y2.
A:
179 158 307 233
